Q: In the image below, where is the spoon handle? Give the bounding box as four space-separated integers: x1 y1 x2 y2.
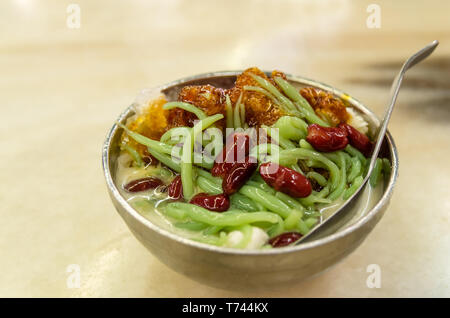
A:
297 40 439 244
366 40 439 175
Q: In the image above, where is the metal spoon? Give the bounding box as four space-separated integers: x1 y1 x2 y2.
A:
297 40 439 243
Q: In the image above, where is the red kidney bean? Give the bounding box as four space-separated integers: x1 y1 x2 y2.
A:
339 123 373 157
211 133 250 177
222 157 258 195
269 232 302 247
168 175 183 200
124 177 164 193
190 193 230 212
259 162 312 198
306 123 348 152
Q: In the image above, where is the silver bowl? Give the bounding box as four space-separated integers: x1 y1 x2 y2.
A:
102 71 398 290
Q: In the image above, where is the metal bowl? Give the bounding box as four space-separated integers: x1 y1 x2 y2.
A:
102 71 398 290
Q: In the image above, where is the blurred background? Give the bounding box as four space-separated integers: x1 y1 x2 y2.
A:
1 0 449 297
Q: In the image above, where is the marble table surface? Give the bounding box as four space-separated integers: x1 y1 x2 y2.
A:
1 0 449 297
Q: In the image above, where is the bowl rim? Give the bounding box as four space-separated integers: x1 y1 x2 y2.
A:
102 70 399 255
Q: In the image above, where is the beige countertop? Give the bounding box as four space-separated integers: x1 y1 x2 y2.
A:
1 0 449 297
